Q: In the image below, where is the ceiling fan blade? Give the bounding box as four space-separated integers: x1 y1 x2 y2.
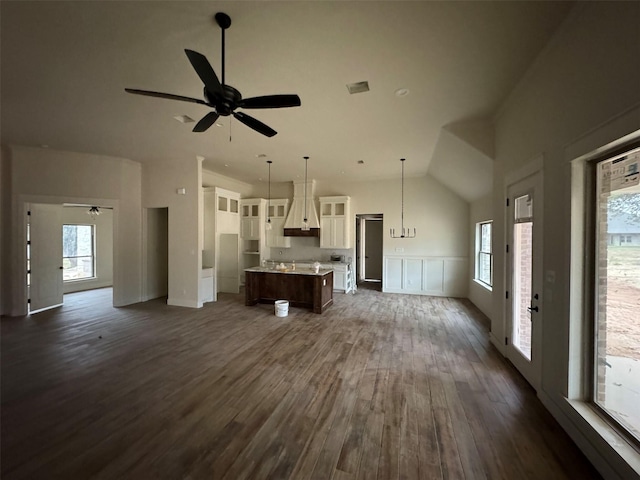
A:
233 112 277 137
184 49 224 98
240 94 301 109
193 112 220 133
125 88 207 105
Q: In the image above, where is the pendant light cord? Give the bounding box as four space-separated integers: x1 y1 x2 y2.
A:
401 158 405 232
267 160 272 223
303 156 309 223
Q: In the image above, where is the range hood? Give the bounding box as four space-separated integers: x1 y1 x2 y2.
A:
283 180 320 237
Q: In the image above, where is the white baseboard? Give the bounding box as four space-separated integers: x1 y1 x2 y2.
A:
167 298 201 308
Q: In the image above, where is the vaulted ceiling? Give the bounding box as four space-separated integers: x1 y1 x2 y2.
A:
1 1 574 201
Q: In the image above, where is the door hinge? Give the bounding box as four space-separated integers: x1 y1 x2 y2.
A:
26 240 31 245
505 336 508 346
27 298 31 304
27 210 31 216
506 244 509 253
506 290 509 299
506 198 509 207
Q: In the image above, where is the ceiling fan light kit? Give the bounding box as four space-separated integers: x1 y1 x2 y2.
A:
125 12 301 138
390 158 416 239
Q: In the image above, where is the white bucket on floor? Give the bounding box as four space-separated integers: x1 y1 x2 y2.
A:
275 300 289 317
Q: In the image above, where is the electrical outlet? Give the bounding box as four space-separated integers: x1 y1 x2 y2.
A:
395 247 404 253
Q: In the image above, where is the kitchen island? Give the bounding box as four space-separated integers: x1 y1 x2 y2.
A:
244 267 333 314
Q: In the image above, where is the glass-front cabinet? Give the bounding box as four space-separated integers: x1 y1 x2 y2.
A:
319 196 351 249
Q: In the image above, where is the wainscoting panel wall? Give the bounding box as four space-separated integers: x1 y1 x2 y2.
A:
383 256 468 297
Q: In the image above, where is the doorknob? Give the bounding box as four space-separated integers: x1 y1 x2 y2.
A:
527 305 539 313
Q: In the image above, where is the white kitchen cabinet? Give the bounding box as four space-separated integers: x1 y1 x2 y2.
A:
319 196 351 249
240 199 267 284
322 262 352 292
200 267 215 303
265 199 291 248
214 187 240 295
241 200 264 240
294 262 352 293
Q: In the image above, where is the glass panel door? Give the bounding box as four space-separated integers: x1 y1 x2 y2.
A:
506 171 543 389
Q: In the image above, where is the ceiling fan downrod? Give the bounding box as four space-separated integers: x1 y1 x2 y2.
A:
214 12 231 86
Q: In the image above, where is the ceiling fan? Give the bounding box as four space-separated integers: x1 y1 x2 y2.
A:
125 12 301 137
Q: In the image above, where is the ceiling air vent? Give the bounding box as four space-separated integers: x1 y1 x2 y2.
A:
173 115 195 123
346 81 370 94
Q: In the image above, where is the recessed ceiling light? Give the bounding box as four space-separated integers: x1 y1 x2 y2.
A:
173 114 195 123
395 88 410 97
347 81 370 94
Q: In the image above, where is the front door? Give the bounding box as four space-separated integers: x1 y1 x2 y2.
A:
506 172 543 389
29 203 64 313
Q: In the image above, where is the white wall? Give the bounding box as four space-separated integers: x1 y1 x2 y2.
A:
4 145 142 314
315 175 469 258
61 206 113 293
143 158 201 308
492 3 640 478
0 146 8 315
468 194 492 318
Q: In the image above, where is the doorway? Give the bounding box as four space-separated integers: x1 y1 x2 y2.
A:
28 203 115 313
356 214 383 289
506 171 543 389
145 207 168 300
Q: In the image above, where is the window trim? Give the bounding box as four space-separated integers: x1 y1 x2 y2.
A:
582 140 640 451
62 223 96 282
475 220 493 289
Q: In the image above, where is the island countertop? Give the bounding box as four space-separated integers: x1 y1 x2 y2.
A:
244 266 332 276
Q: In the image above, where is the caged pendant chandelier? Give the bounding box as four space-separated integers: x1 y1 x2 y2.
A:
390 158 416 238
265 160 273 231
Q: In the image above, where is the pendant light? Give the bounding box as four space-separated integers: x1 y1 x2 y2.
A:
265 160 272 231
302 156 310 231
390 158 416 238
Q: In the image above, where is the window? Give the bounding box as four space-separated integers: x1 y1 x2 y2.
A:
63 224 95 281
593 146 640 443
476 221 493 287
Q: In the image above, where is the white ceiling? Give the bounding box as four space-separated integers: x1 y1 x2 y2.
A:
1 1 574 198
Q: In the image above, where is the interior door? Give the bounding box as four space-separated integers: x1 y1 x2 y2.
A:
506 172 543 389
364 219 383 281
29 203 64 312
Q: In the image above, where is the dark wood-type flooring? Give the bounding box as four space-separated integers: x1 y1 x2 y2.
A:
1 287 601 479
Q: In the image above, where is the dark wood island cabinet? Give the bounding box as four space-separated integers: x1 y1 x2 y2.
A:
245 267 333 314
